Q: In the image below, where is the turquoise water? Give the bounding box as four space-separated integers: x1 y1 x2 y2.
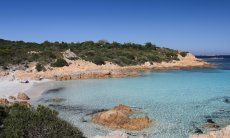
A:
34 58 230 138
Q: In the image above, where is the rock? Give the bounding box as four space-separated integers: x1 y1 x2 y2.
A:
194 127 203 134
20 80 29 83
39 77 43 80
190 125 230 138
113 104 133 115
223 98 230 103
62 49 77 59
207 119 215 124
17 92 30 100
92 104 152 131
52 97 66 103
8 96 16 100
204 123 220 130
93 131 128 138
43 87 65 94
204 119 220 130
0 98 9 106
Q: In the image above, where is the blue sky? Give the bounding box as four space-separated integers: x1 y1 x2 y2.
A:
0 0 230 55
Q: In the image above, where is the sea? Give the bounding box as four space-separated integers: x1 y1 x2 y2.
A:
32 56 230 138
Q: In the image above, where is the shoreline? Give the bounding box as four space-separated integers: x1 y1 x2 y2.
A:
0 53 213 102
1 53 227 138
0 77 52 102
0 53 214 81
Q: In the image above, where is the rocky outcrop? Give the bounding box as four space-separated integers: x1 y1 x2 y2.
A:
92 104 152 131
55 70 140 81
1 93 31 107
62 49 77 59
17 92 30 100
190 125 230 138
0 98 9 105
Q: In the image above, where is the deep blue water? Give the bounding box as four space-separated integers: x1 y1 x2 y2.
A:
198 55 230 70
33 56 230 138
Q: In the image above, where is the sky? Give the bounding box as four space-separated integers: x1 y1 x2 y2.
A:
0 0 230 55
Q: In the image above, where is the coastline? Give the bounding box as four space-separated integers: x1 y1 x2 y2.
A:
0 53 213 82
0 53 213 102
2 53 227 138
0 77 52 102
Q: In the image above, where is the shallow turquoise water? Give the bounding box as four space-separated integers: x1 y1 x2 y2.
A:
34 58 230 138
34 69 230 138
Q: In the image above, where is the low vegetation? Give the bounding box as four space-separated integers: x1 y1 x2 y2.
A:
180 51 188 57
51 58 69 67
0 104 85 138
35 63 46 72
0 38 183 67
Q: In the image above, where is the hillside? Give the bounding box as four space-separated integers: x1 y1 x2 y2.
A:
0 38 186 69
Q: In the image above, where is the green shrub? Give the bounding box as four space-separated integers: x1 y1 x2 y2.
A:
51 58 69 67
93 56 105 65
0 104 85 138
36 63 46 72
0 38 180 67
180 52 188 57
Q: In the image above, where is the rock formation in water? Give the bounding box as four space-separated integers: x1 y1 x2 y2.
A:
91 104 152 131
190 125 230 138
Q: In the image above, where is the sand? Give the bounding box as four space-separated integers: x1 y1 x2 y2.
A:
0 76 51 101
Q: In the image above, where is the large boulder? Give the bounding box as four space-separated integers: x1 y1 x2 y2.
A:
0 98 9 106
92 104 152 131
17 92 30 100
62 49 77 59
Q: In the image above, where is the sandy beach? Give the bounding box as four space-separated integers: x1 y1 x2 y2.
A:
0 77 52 101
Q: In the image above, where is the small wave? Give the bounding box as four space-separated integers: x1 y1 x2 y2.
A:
208 57 224 60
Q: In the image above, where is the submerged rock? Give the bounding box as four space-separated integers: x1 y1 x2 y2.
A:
43 87 65 94
194 127 203 134
204 123 220 130
49 97 66 103
91 104 152 131
190 125 230 138
93 131 128 138
223 98 230 103
207 119 215 124
17 92 30 100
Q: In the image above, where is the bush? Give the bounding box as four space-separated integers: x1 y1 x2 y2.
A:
36 63 46 72
0 104 85 138
180 52 188 57
51 58 69 67
93 56 105 65
0 38 180 67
